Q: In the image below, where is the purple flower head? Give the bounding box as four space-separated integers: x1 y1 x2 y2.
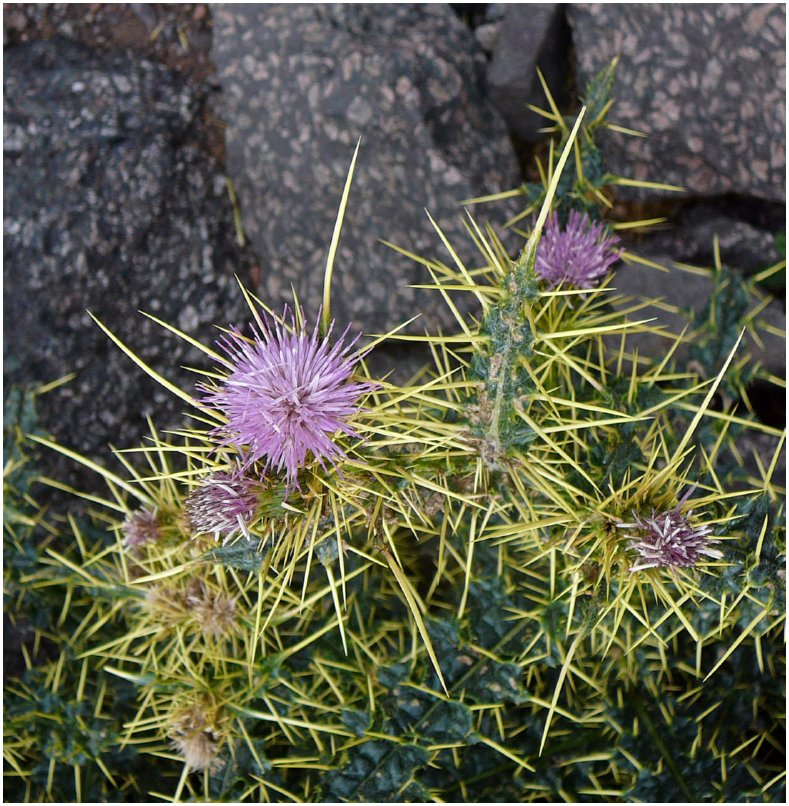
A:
186 470 260 542
535 210 622 289
617 497 722 573
202 310 371 487
122 508 161 549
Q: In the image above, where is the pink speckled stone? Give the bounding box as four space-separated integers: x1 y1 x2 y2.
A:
568 4 785 202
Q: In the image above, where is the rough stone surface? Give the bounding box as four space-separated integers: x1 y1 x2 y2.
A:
487 4 572 144
631 201 783 277
3 3 215 80
211 3 522 335
3 37 255 482
567 4 786 202
471 2 507 55
474 21 501 55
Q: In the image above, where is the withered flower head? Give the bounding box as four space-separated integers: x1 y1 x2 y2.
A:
122 508 161 550
169 703 225 774
185 579 238 640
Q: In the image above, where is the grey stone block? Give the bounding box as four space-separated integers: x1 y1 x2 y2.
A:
487 4 571 143
568 3 786 202
3 37 253 475
211 3 522 336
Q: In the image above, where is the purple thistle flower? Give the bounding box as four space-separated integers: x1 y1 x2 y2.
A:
535 210 622 289
201 310 371 488
122 508 161 549
617 498 722 573
186 470 260 542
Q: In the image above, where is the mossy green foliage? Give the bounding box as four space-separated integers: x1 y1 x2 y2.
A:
4 61 785 802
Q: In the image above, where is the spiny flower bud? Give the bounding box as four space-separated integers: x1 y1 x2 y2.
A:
185 469 260 543
535 210 622 289
618 500 722 572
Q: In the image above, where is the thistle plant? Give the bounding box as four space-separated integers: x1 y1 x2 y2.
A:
4 61 785 803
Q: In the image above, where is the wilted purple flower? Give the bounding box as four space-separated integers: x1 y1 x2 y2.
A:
122 508 161 549
202 310 371 487
618 498 722 573
535 210 622 289
186 470 260 542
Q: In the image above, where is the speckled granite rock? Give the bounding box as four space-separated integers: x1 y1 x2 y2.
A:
468 3 506 55
568 4 786 202
487 4 571 144
211 3 521 335
633 201 783 277
3 37 254 481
